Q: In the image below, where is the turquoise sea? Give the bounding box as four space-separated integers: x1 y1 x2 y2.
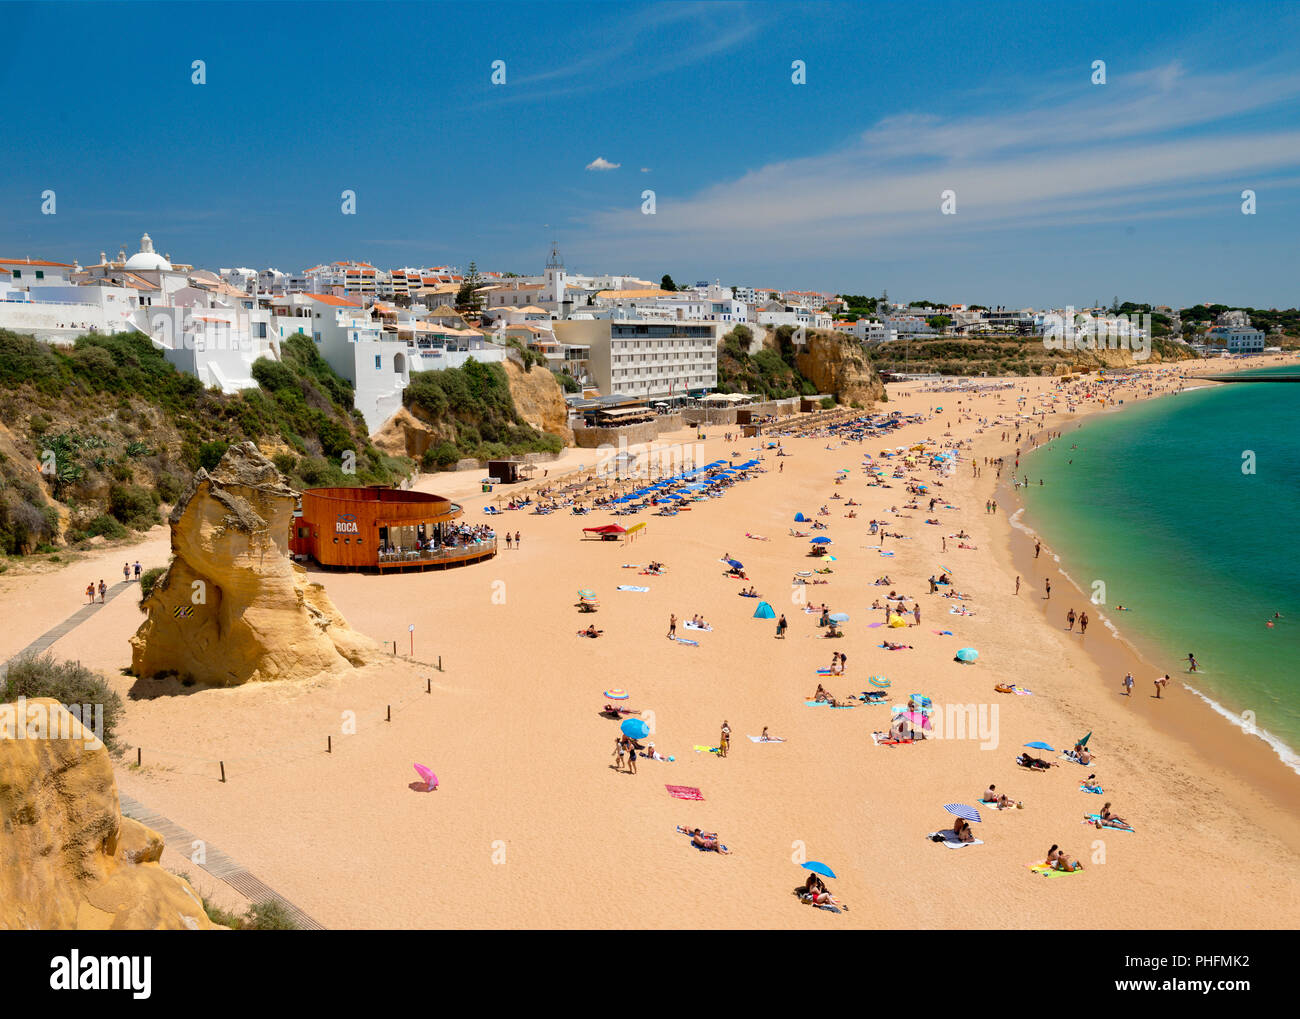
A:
1016 365 1300 773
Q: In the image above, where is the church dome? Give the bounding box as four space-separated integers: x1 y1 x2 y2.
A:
124 232 173 272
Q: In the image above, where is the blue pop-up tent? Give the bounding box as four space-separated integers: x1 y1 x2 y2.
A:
794 512 808 522
753 601 776 619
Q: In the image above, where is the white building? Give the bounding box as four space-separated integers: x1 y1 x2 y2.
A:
553 318 718 399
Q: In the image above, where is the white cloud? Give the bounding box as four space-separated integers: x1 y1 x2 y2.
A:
640 167 651 173
586 157 621 172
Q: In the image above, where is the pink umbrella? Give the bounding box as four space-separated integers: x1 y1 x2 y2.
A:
903 711 932 731
413 763 438 790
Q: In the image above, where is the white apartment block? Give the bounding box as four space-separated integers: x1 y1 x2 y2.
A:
554 319 718 399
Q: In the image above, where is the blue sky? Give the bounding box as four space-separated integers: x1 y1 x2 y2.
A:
3 0 1299 307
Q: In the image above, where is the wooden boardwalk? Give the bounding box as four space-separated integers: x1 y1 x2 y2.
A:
120 795 325 930
1 578 135 674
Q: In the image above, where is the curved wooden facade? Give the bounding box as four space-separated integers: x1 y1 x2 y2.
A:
290 487 495 571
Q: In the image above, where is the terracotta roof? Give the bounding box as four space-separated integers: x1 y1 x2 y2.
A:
303 293 360 307
0 257 74 268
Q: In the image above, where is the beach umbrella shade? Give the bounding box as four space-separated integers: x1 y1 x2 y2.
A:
903 710 932 730
726 559 744 570
753 601 776 619
830 612 850 623
801 861 837 880
1024 741 1055 752
794 512 807 522
824 554 837 562
944 803 982 823
413 763 438 789
621 718 651 740
810 536 832 544
577 589 596 598
955 648 979 662
604 688 630 700
1077 731 1092 747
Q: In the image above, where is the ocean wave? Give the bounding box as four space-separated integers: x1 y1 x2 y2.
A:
1180 683 1300 776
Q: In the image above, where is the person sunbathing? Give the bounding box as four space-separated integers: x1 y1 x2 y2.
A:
1046 845 1083 872
951 818 976 842
982 784 1016 809
604 704 641 716
581 625 603 638
1082 774 1102 792
1017 753 1055 770
682 827 730 854
1093 803 1133 830
1071 743 1093 765
880 641 913 650
802 874 847 910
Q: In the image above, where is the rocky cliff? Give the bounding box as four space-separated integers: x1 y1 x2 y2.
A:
502 359 574 444
370 406 441 460
130 442 378 686
794 331 885 406
0 698 219 929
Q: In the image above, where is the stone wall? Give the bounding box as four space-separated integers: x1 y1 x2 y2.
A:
572 413 685 449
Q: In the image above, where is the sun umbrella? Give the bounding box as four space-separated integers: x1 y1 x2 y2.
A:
903 710 932 730
868 675 891 688
810 536 832 544
830 612 850 623
955 647 979 662
1024 741 1055 751
577 589 596 599
726 559 744 570
824 554 838 562
413 763 438 789
801 861 837 879
604 688 629 700
1077 731 1092 747
944 803 982 823
621 718 650 740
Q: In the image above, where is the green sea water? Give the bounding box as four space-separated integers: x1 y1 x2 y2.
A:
1015 366 1300 773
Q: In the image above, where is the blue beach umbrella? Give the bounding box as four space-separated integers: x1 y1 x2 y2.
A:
801 861 837 879
1024 741 1055 752
955 648 979 662
810 536 832 544
944 803 983 823
830 612 850 623
726 559 744 570
621 718 650 740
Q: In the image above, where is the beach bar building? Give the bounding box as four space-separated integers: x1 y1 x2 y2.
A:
290 487 495 571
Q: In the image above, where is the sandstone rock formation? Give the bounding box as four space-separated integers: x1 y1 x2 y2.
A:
794 331 885 406
371 406 438 460
503 358 574 443
0 698 219 929
130 442 378 686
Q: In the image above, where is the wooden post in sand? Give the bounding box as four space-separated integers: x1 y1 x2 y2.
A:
136 747 141 767
386 705 391 723
219 761 226 783
327 734 332 754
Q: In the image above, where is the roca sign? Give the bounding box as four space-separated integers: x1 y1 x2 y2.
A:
335 514 359 534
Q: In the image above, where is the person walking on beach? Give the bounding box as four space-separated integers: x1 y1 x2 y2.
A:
913 604 921 626
1079 611 1089 635
85 582 95 604
776 613 787 639
1015 575 1021 595
613 736 626 772
720 721 731 758
514 531 521 549
625 737 638 775
667 613 677 639
133 561 142 580
505 533 512 549
97 579 107 603
123 562 130 583
1066 608 1076 631
1123 672 1134 696
1045 579 1051 600
1034 539 1041 559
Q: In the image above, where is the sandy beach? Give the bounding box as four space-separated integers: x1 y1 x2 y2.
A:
5 358 1298 929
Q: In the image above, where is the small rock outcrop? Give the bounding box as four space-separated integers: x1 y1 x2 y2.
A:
794 331 885 406
371 406 438 460
0 698 219 929
130 442 378 686
503 358 574 443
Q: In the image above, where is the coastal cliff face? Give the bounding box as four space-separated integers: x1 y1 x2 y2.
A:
130 442 377 686
371 406 440 460
0 698 219 929
794 331 885 405
1070 345 1196 369
502 359 574 444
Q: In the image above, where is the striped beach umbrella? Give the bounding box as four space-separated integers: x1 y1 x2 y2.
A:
944 803 982 823
604 688 630 700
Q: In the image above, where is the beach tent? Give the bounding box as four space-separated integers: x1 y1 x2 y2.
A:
794 512 808 522
583 524 626 536
753 601 776 619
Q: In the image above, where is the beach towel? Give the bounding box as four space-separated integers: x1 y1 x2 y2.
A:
1084 814 1134 831
683 621 712 631
665 784 704 801
673 637 699 646
748 735 786 743
1028 862 1083 878
871 732 913 746
932 630 954 636
617 585 650 592
1059 752 1092 766
1080 785 1104 794
693 745 721 754
927 830 984 849
978 799 1016 811
804 700 829 707
798 893 842 914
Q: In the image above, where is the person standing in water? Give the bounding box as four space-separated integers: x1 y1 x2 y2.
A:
1186 652 1198 672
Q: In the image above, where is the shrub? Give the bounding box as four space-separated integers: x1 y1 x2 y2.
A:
85 515 129 540
108 484 159 529
819 396 835 409
197 441 229 472
272 452 297 475
139 565 167 606
1 653 125 753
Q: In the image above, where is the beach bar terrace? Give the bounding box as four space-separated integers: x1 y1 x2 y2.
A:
291 487 495 571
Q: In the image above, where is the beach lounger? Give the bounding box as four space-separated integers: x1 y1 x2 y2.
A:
927 830 984 849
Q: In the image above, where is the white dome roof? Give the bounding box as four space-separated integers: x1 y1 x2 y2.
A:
124 251 172 271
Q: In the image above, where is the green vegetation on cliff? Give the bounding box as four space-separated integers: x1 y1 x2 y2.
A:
716 325 820 399
403 358 563 469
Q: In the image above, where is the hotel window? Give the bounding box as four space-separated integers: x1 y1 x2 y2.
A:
375 355 382 369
